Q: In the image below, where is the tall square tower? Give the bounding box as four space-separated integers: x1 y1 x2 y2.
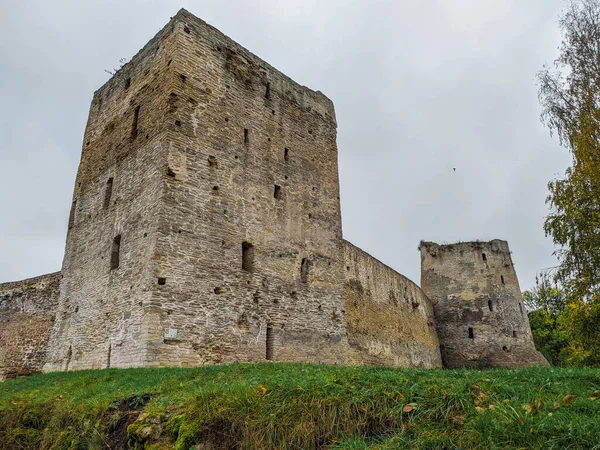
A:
44 10 347 370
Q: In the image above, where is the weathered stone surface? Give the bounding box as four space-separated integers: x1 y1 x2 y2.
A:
344 241 442 368
0 272 61 379
420 240 548 368
44 9 348 371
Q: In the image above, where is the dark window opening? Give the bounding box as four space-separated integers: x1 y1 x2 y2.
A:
130 105 140 140
284 148 289 162
266 326 274 360
158 277 166 286
110 235 121 270
242 241 254 272
503 346 509 352
125 77 131 90
214 287 224 295
274 185 282 200
180 74 187 82
208 156 218 168
175 120 181 127
103 178 114 209
68 200 77 229
488 300 493 311
501 275 505 285
482 253 487 261
301 258 310 283
265 82 271 99
512 330 517 338
244 128 249 144
468 327 474 339
183 25 190 34
65 345 72 371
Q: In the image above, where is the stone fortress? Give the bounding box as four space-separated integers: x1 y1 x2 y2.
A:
0 9 547 379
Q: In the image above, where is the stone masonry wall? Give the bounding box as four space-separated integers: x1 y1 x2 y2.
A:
420 240 548 368
44 17 182 371
0 272 61 379
143 10 348 367
45 9 348 371
344 241 441 368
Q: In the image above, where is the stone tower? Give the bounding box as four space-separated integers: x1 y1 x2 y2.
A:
44 9 348 370
420 240 548 368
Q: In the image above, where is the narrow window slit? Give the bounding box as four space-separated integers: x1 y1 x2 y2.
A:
468 327 474 339
501 275 505 285
274 185 282 200
244 128 249 144
301 258 310 283
265 82 271 99
482 253 487 261
513 330 517 338
519 303 524 315
125 78 131 90
110 235 121 270
103 178 114 209
68 200 77 229
242 241 254 272
130 105 140 140
488 300 493 312
266 326 274 360
284 148 289 162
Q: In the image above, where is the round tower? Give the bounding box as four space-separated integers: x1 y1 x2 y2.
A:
420 240 548 368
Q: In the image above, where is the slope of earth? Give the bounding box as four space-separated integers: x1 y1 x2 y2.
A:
1 363 599 449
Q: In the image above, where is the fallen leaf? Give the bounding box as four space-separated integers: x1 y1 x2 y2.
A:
403 403 417 413
257 385 267 396
562 394 576 406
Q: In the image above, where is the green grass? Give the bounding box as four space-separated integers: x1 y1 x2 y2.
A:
1 364 599 449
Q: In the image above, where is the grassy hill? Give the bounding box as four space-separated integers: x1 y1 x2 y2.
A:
1 363 599 449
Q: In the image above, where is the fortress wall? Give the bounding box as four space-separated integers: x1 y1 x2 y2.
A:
344 241 442 368
0 272 61 379
43 18 182 371
142 10 347 367
420 240 548 368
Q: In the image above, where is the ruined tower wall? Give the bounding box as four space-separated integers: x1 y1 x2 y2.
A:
420 240 548 368
0 272 61 379
43 19 183 371
344 241 441 368
143 11 347 366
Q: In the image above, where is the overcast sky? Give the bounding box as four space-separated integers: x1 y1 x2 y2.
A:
0 0 571 290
